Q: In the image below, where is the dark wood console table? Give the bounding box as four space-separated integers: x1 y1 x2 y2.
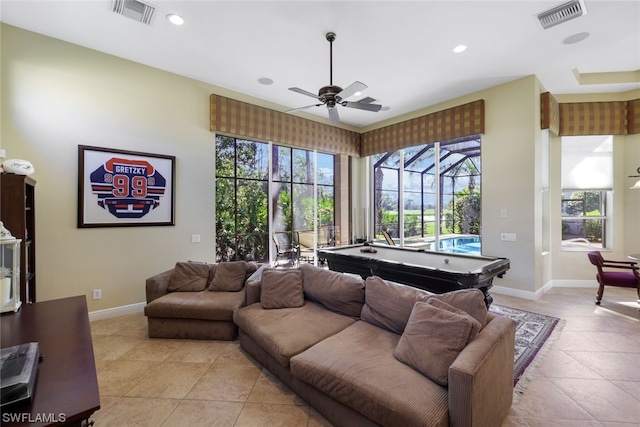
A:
1 296 100 426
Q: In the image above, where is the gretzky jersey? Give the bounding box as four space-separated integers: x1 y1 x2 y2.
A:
89 157 167 219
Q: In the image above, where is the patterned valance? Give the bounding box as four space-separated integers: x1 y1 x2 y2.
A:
210 95 361 156
360 100 485 157
628 98 640 134
541 93 638 136
540 92 560 135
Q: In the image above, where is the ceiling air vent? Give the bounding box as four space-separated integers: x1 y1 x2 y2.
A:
537 0 588 30
112 0 156 25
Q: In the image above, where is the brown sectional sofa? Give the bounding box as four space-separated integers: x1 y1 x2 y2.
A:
144 261 260 340
144 261 516 426
234 263 516 427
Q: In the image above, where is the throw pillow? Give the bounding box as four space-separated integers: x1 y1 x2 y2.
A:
426 298 482 343
300 263 365 318
426 288 488 326
393 301 473 386
167 262 211 292
208 261 247 291
260 269 304 309
361 276 430 334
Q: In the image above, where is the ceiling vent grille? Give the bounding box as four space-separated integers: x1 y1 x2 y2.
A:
537 0 587 29
112 0 156 25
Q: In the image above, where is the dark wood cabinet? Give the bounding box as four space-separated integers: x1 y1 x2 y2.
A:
1 173 36 304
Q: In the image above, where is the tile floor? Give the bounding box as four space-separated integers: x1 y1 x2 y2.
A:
90 287 640 426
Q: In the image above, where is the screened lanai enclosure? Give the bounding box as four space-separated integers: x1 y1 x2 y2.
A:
373 136 482 254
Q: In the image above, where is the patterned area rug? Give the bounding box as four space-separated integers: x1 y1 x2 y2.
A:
489 304 562 399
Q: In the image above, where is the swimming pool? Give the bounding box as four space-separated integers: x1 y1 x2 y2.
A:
439 235 481 255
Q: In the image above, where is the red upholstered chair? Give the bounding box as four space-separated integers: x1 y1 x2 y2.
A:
587 251 640 305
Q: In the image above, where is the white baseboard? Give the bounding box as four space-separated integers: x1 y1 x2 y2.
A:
492 280 597 300
89 302 145 321
550 280 598 288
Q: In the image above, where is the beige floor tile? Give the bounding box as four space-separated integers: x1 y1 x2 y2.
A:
611 380 640 400
92 334 146 360
566 351 640 382
247 369 307 406
161 399 244 426
166 340 236 364
551 330 611 353
126 361 210 399
535 349 603 379
120 339 184 362
92 396 179 426
234 402 310 427
508 377 595 421
96 359 160 396
186 364 261 402
549 378 640 424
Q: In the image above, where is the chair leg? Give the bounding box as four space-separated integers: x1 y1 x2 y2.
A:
595 283 604 305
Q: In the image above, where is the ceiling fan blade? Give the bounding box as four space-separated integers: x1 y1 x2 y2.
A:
336 81 367 101
328 107 340 123
289 87 320 100
357 96 376 104
285 103 323 113
343 101 383 112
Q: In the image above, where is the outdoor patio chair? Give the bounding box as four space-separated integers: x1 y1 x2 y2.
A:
273 232 299 267
587 251 640 306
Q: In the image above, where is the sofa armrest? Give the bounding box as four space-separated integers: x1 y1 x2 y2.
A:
244 264 267 306
145 269 174 303
448 315 516 427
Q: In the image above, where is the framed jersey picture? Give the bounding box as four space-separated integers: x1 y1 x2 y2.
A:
78 145 175 227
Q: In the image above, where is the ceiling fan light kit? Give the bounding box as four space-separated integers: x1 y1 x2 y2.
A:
288 32 382 124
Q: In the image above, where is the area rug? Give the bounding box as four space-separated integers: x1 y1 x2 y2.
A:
489 304 563 401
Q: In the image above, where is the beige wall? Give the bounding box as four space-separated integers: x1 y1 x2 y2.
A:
2 24 638 311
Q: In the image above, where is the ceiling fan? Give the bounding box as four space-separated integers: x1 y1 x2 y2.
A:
288 32 382 124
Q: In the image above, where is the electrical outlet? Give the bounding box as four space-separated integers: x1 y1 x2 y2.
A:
191 234 201 243
501 233 517 242
92 289 102 300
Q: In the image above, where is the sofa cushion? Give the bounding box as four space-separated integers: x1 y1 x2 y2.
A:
233 301 355 367
167 262 211 292
300 263 365 318
209 261 247 291
393 301 474 386
260 269 304 309
360 276 430 334
290 321 449 427
144 290 244 321
426 298 482 343
426 288 488 326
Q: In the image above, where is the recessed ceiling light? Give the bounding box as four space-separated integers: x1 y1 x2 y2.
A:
453 44 468 53
257 77 274 85
353 91 362 97
167 14 184 26
562 32 590 45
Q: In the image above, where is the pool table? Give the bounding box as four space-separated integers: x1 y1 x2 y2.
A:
317 243 510 307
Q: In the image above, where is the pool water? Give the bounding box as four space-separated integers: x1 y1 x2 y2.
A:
439 236 481 255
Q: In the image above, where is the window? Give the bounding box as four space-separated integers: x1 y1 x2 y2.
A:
373 136 481 254
560 135 612 250
215 136 269 261
215 136 335 262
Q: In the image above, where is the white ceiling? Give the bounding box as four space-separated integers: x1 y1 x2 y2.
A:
1 0 639 128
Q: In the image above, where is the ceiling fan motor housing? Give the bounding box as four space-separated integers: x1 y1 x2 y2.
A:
318 85 343 100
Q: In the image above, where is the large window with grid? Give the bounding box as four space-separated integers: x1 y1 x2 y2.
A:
215 135 335 262
372 136 481 254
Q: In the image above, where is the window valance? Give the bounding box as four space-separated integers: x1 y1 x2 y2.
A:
359 100 485 157
541 92 638 136
209 94 361 156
